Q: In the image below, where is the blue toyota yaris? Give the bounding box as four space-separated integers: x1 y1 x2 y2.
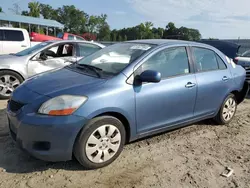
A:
7 40 249 169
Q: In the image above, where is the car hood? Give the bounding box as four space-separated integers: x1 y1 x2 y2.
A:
0 54 20 60
23 67 106 97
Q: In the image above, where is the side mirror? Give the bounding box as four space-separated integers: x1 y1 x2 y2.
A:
138 70 161 83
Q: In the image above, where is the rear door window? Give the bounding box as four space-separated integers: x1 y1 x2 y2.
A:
193 47 218 72
76 36 85 40
3 30 24 41
68 35 75 40
216 55 227 69
77 43 101 57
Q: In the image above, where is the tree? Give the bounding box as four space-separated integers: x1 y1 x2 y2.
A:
57 5 88 34
124 35 127 41
98 23 110 41
0 7 3 13
118 35 123 41
28 1 40 17
40 4 58 20
21 11 29 16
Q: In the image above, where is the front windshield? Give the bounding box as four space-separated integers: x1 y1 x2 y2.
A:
77 42 156 75
15 42 52 56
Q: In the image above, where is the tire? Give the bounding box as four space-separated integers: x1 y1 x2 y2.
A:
214 94 237 125
0 70 24 99
74 116 126 169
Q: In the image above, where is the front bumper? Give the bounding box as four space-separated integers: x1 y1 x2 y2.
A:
7 108 87 162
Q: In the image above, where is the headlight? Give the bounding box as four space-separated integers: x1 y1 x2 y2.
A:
38 95 87 116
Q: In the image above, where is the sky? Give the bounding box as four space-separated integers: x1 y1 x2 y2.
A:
1 0 250 39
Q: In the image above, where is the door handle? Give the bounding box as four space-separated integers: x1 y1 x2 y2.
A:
222 76 229 81
185 82 196 88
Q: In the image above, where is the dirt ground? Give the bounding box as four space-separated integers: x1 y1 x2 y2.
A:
0 96 250 188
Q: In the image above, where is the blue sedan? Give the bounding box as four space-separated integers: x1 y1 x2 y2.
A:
7 40 249 169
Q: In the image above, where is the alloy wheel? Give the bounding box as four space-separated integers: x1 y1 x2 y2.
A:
222 97 236 121
0 75 20 97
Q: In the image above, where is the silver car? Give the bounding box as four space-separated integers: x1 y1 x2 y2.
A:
0 40 105 99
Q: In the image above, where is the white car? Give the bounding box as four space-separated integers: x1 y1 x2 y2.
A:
0 40 105 99
0 27 41 55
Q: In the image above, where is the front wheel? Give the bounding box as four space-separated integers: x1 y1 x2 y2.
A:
214 94 237 125
74 116 126 169
0 71 24 99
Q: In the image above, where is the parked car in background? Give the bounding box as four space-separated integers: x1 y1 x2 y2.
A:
30 32 60 42
0 40 105 99
30 32 86 42
0 27 40 55
199 39 240 63
7 39 248 169
235 50 250 83
57 32 86 41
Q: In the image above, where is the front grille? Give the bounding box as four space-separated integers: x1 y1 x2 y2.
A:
245 67 250 81
9 100 25 112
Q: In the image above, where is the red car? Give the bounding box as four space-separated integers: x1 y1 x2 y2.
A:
30 32 85 42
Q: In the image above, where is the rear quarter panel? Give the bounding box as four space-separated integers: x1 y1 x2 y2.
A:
226 58 246 92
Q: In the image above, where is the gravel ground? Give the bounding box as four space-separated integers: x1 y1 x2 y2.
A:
0 96 250 188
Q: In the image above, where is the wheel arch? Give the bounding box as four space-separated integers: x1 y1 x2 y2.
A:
231 81 249 104
0 69 25 81
94 112 131 143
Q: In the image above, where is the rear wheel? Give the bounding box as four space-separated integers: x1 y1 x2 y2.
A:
214 94 237 125
0 71 24 99
74 116 126 169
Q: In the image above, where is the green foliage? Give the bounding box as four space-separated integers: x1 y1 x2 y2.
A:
111 22 201 41
0 7 3 13
57 5 88 34
19 1 201 41
28 2 40 17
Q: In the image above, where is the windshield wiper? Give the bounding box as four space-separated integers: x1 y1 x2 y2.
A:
76 64 103 78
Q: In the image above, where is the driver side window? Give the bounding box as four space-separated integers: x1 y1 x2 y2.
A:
38 43 74 60
136 47 190 79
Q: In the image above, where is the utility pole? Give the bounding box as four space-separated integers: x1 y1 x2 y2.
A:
8 0 26 15
8 3 21 15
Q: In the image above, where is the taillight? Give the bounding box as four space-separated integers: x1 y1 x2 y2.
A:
233 57 238 64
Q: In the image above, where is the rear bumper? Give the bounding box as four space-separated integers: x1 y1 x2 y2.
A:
7 109 87 162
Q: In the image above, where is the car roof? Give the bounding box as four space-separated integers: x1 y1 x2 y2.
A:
46 40 105 48
0 27 27 31
126 39 202 46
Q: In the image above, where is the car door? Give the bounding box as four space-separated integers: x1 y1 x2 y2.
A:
2 30 27 54
134 46 197 133
27 43 77 77
191 46 233 117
